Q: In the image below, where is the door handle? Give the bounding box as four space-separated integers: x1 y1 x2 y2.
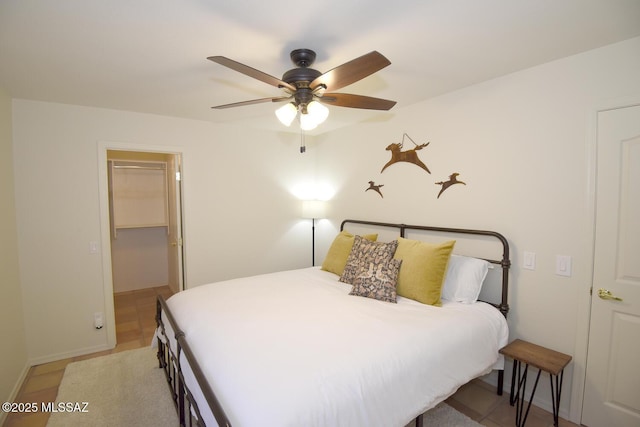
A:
597 288 623 301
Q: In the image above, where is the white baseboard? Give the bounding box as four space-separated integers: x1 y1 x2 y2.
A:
0 361 30 425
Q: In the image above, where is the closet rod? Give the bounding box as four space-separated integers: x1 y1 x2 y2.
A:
112 164 166 171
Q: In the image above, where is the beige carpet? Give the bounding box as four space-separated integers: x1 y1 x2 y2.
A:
412 403 481 426
48 347 481 426
47 347 178 427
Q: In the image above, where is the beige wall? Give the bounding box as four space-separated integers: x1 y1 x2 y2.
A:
0 87 28 417
8 36 640 422
110 227 169 292
11 102 318 363
313 37 640 421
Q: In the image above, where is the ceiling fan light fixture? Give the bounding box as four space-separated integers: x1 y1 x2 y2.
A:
307 100 329 125
299 101 329 131
299 111 319 131
275 102 298 126
298 101 329 131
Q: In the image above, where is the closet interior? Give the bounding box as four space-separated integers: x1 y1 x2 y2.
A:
107 150 182 296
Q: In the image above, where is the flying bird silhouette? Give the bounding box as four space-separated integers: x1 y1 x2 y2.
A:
435 173 466 198
366 181 384 198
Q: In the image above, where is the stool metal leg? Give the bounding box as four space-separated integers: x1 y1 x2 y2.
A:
510 360 542 427
510 360 518 405
549 370 564 427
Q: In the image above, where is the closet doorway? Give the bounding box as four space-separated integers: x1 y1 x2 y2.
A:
106 150 185 345
107 150 184 294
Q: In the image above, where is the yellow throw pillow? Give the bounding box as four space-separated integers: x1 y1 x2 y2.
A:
394 237 456 306
321 230 378 276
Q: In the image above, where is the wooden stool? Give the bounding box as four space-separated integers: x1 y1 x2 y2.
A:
499 339 572 427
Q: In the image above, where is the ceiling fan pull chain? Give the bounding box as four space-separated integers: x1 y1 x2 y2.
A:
300 129 306 153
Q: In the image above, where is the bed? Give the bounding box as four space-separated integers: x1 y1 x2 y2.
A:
155 219 511 427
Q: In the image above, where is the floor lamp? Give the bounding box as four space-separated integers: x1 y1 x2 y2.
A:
302 200 327 266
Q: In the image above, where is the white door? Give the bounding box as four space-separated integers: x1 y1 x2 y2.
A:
582 104 640 426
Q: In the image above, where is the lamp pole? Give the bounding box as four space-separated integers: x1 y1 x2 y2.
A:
302 199 326 267
311 217 316 266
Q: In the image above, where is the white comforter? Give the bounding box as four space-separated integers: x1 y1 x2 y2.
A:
164 267 508 427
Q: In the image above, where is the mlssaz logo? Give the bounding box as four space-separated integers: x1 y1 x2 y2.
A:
41 402 89 413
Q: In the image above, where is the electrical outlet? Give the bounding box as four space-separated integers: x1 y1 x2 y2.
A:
94 312 104 329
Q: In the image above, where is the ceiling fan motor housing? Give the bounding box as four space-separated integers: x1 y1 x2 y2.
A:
282 67 322 86
282 49 322 106
282 48 322 86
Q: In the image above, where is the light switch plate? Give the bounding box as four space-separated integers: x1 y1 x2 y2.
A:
523 251 536 270
556 255 572 277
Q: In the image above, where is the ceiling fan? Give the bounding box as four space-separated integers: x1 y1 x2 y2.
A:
207 49 396 130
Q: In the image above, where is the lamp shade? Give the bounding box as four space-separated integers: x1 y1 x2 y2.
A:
275 102 297 126
299 101 329 131
277 100 329 130
299 111 318 131
307 100 329 124
301 200 327 219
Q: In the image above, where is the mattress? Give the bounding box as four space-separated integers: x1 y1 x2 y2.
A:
162 267 509 427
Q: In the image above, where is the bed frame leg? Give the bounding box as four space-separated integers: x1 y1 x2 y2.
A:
415 413 423 427
497 369 504 396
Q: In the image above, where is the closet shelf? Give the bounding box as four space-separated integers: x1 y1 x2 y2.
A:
115 224 169 230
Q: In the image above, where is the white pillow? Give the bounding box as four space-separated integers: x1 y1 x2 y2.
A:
441 255 490 303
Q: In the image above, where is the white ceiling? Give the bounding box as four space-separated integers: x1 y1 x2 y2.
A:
1 0 639 134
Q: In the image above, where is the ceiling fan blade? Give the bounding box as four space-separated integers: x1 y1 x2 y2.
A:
310 51 391 92
208 56 297 92
320 93 396 110
212 96 291 109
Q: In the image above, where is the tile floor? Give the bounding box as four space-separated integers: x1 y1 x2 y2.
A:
3 285 580 427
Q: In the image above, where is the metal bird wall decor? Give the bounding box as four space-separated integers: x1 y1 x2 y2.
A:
365 133 467 200
380 133 430 174
365 181 384 198
435 173 466 198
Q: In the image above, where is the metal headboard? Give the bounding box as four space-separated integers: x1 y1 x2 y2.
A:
340 219 511 317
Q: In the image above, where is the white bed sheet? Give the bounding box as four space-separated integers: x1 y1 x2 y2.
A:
163 267 508 427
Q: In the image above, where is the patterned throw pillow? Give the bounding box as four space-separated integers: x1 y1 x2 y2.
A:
340 236 399 284
321 231 378 276
349 258 403 303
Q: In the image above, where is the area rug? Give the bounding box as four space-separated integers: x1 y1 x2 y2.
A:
48 347 481 426
413 402 481 427
46 347 178 427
